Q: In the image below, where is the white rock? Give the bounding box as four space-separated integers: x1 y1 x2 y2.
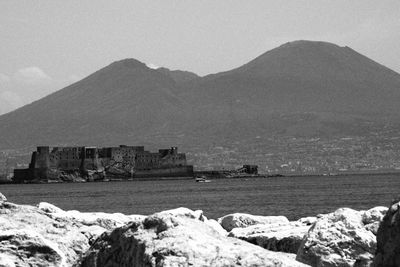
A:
78 225 108 245
0 229 68 267
365 221 381 235
0 201 144 266
296 207 378 267
0 191 7 202
38 202 66 214
64 210 145 230
82 208 309 267
0 257 16 267
361 206 387 225
38 204 146 231
155 207 207 221
218 213 289 232
204 218 228 236
297 216 317 226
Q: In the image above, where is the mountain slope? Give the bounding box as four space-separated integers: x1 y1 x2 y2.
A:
0 59 192 148
1 40 400 150
156 67 199 84
185 40 400 115
178 40 400 138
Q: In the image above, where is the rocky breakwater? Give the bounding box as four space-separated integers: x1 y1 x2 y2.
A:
0 193 144 267
0 190 391 267
81 207 308 266
0 193 308 267
217 207 387 267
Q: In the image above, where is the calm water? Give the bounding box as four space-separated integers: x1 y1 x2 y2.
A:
1 174 400 220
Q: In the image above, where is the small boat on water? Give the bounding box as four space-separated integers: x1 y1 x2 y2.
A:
195 176 211 183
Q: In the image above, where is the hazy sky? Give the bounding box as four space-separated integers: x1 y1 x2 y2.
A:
1 1 399 114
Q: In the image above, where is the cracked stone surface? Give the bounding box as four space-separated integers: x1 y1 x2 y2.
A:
296 206 387 267
82 208 309 267
0 195 144 267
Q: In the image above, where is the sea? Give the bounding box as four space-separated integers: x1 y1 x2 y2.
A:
1 174 399 220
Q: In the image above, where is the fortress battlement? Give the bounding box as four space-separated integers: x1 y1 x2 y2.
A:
13 145 193 182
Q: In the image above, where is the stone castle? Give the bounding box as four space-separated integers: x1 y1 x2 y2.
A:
13 145 193 182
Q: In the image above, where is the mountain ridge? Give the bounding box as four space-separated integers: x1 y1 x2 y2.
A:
1 40 400 150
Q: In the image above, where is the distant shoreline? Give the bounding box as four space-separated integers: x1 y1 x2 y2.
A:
284 170 400 178
1 169 400 185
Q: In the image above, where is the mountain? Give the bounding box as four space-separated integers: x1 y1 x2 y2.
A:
185 40 400 115
156 67 199 84
180 40 400 137
0 59 193 148
1 40 400 150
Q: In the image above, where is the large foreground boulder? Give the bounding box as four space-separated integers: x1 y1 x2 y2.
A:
218 213 289 232
296 207 387 267
373 199 400 267
82 208 309 267
0 197 144 267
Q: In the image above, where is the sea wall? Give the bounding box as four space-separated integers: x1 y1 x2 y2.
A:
0 191 394 267
133 165 194 178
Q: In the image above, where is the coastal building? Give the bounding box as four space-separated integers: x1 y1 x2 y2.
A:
13 145 193 182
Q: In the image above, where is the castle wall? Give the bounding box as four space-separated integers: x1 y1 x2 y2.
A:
15 145 192 182
57 159 82 170
135 152 160 170
110 146 143 163
34 146 50 169
48 147 83 170
159 153 187 168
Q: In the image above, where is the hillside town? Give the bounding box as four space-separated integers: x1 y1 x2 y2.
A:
188 137 400 175
186 126 400 175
